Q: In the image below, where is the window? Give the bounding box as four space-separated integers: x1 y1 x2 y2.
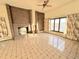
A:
49 17 67 33
55 19 59 31
60 18 67 32
49 19 54 31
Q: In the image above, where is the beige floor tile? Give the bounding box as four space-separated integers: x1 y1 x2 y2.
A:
0 33 79 59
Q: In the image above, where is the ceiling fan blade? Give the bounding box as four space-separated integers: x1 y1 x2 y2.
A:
46 5 52 7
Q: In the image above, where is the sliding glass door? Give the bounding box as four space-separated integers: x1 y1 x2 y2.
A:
49 17 67 33
60 18 67 32
50 20 54 30
55 19 59 31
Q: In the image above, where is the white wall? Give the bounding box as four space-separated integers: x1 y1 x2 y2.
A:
0 4 12 41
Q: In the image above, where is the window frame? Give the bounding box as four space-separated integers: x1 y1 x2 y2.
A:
49 17 66 33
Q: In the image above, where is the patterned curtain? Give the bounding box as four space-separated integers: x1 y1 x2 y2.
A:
66 13 79 40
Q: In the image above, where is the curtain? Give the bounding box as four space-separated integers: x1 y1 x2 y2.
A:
66 13 79 40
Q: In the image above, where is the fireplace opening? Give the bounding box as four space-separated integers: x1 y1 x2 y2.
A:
18 27 29 35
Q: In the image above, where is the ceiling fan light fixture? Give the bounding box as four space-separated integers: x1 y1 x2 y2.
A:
37 0 52 9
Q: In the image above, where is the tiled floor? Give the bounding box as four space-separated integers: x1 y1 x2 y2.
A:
0 33 79 59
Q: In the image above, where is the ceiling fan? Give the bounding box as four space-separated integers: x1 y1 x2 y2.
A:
37 0 52 8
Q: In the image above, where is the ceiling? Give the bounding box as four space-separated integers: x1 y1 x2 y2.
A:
0 0 74 12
